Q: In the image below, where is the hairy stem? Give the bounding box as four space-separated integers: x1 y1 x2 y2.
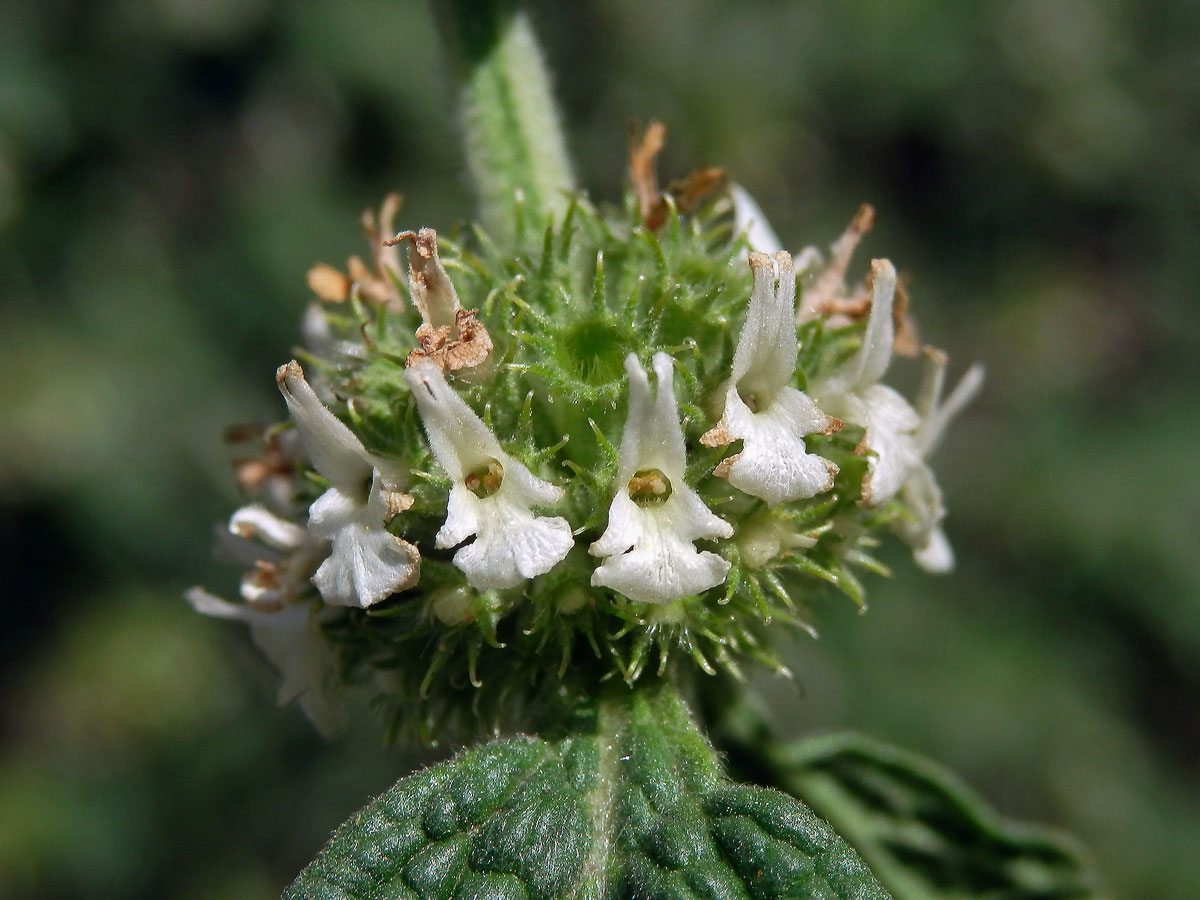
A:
437 1 575 245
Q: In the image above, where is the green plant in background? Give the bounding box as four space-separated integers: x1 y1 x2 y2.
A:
188 5 1107 898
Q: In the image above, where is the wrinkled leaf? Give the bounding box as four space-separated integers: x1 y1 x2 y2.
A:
286 687 889 899
773 734 1109 900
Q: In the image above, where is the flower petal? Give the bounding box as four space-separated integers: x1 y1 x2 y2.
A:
229 505 307 551
405 359 572 587
913 526 954 574
590 492 731 604
312 521 420 608
814 258 898 398
915 349 985 454
403 360 501 479
729 251 797 395
730 184 784 255
615 352 687 482
400 227 461 331
591 354 732 603
276 360 372 493
719 386 838 505
857 383 922 506
448 491 574 590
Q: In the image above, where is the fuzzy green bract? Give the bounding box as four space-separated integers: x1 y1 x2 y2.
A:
286 686 890 900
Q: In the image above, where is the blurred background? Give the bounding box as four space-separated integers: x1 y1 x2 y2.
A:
1 0 1197 897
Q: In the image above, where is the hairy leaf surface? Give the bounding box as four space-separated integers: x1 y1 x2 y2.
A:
286 688 890 900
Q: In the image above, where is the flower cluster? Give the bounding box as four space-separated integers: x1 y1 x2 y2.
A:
190 181 980 737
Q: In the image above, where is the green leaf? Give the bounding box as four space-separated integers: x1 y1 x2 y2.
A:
286 686 890 899
768 734 1110 900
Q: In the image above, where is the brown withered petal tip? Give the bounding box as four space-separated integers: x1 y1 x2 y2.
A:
670 167 726 214
276 360 303 387
383 490 416 522
892 278 921 357
699 421 731 447
713 453 740 479
406 308 493 373
630 120 669 231
852 204 876 234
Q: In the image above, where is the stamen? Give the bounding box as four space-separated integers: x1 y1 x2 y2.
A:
464 460 505 498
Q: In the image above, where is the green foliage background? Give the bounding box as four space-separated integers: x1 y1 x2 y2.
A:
1 1 1196 897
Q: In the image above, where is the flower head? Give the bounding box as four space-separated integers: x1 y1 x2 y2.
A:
277 361 420 607
404 359 573 590
194 167 983 732
701 251 838 505
591 353 733 604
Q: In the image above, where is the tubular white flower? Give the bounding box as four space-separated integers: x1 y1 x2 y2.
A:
591 353 733 604
404 359 573 590
894 349 985 572
702 251 838 506
185 588 347 737
277 361 420 607
810 259 921 505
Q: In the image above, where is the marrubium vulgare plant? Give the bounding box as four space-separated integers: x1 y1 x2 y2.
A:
189 6 1108 899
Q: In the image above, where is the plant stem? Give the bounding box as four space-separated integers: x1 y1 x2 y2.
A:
436 1 576 246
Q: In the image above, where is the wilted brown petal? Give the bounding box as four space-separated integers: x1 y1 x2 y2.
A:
892 278 921 357
306 263 352 302
407 308 493 373
801 203 876 320
670 166 727 214
630 120 669 231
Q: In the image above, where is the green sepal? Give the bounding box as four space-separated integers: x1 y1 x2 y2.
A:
286 684 890 899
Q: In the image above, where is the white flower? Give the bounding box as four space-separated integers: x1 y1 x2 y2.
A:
810 259 922 505
591 353 733 603
185 588 347 737
895 348 985 572
701 250 838 505
277 361 420 607
403 359 572 589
